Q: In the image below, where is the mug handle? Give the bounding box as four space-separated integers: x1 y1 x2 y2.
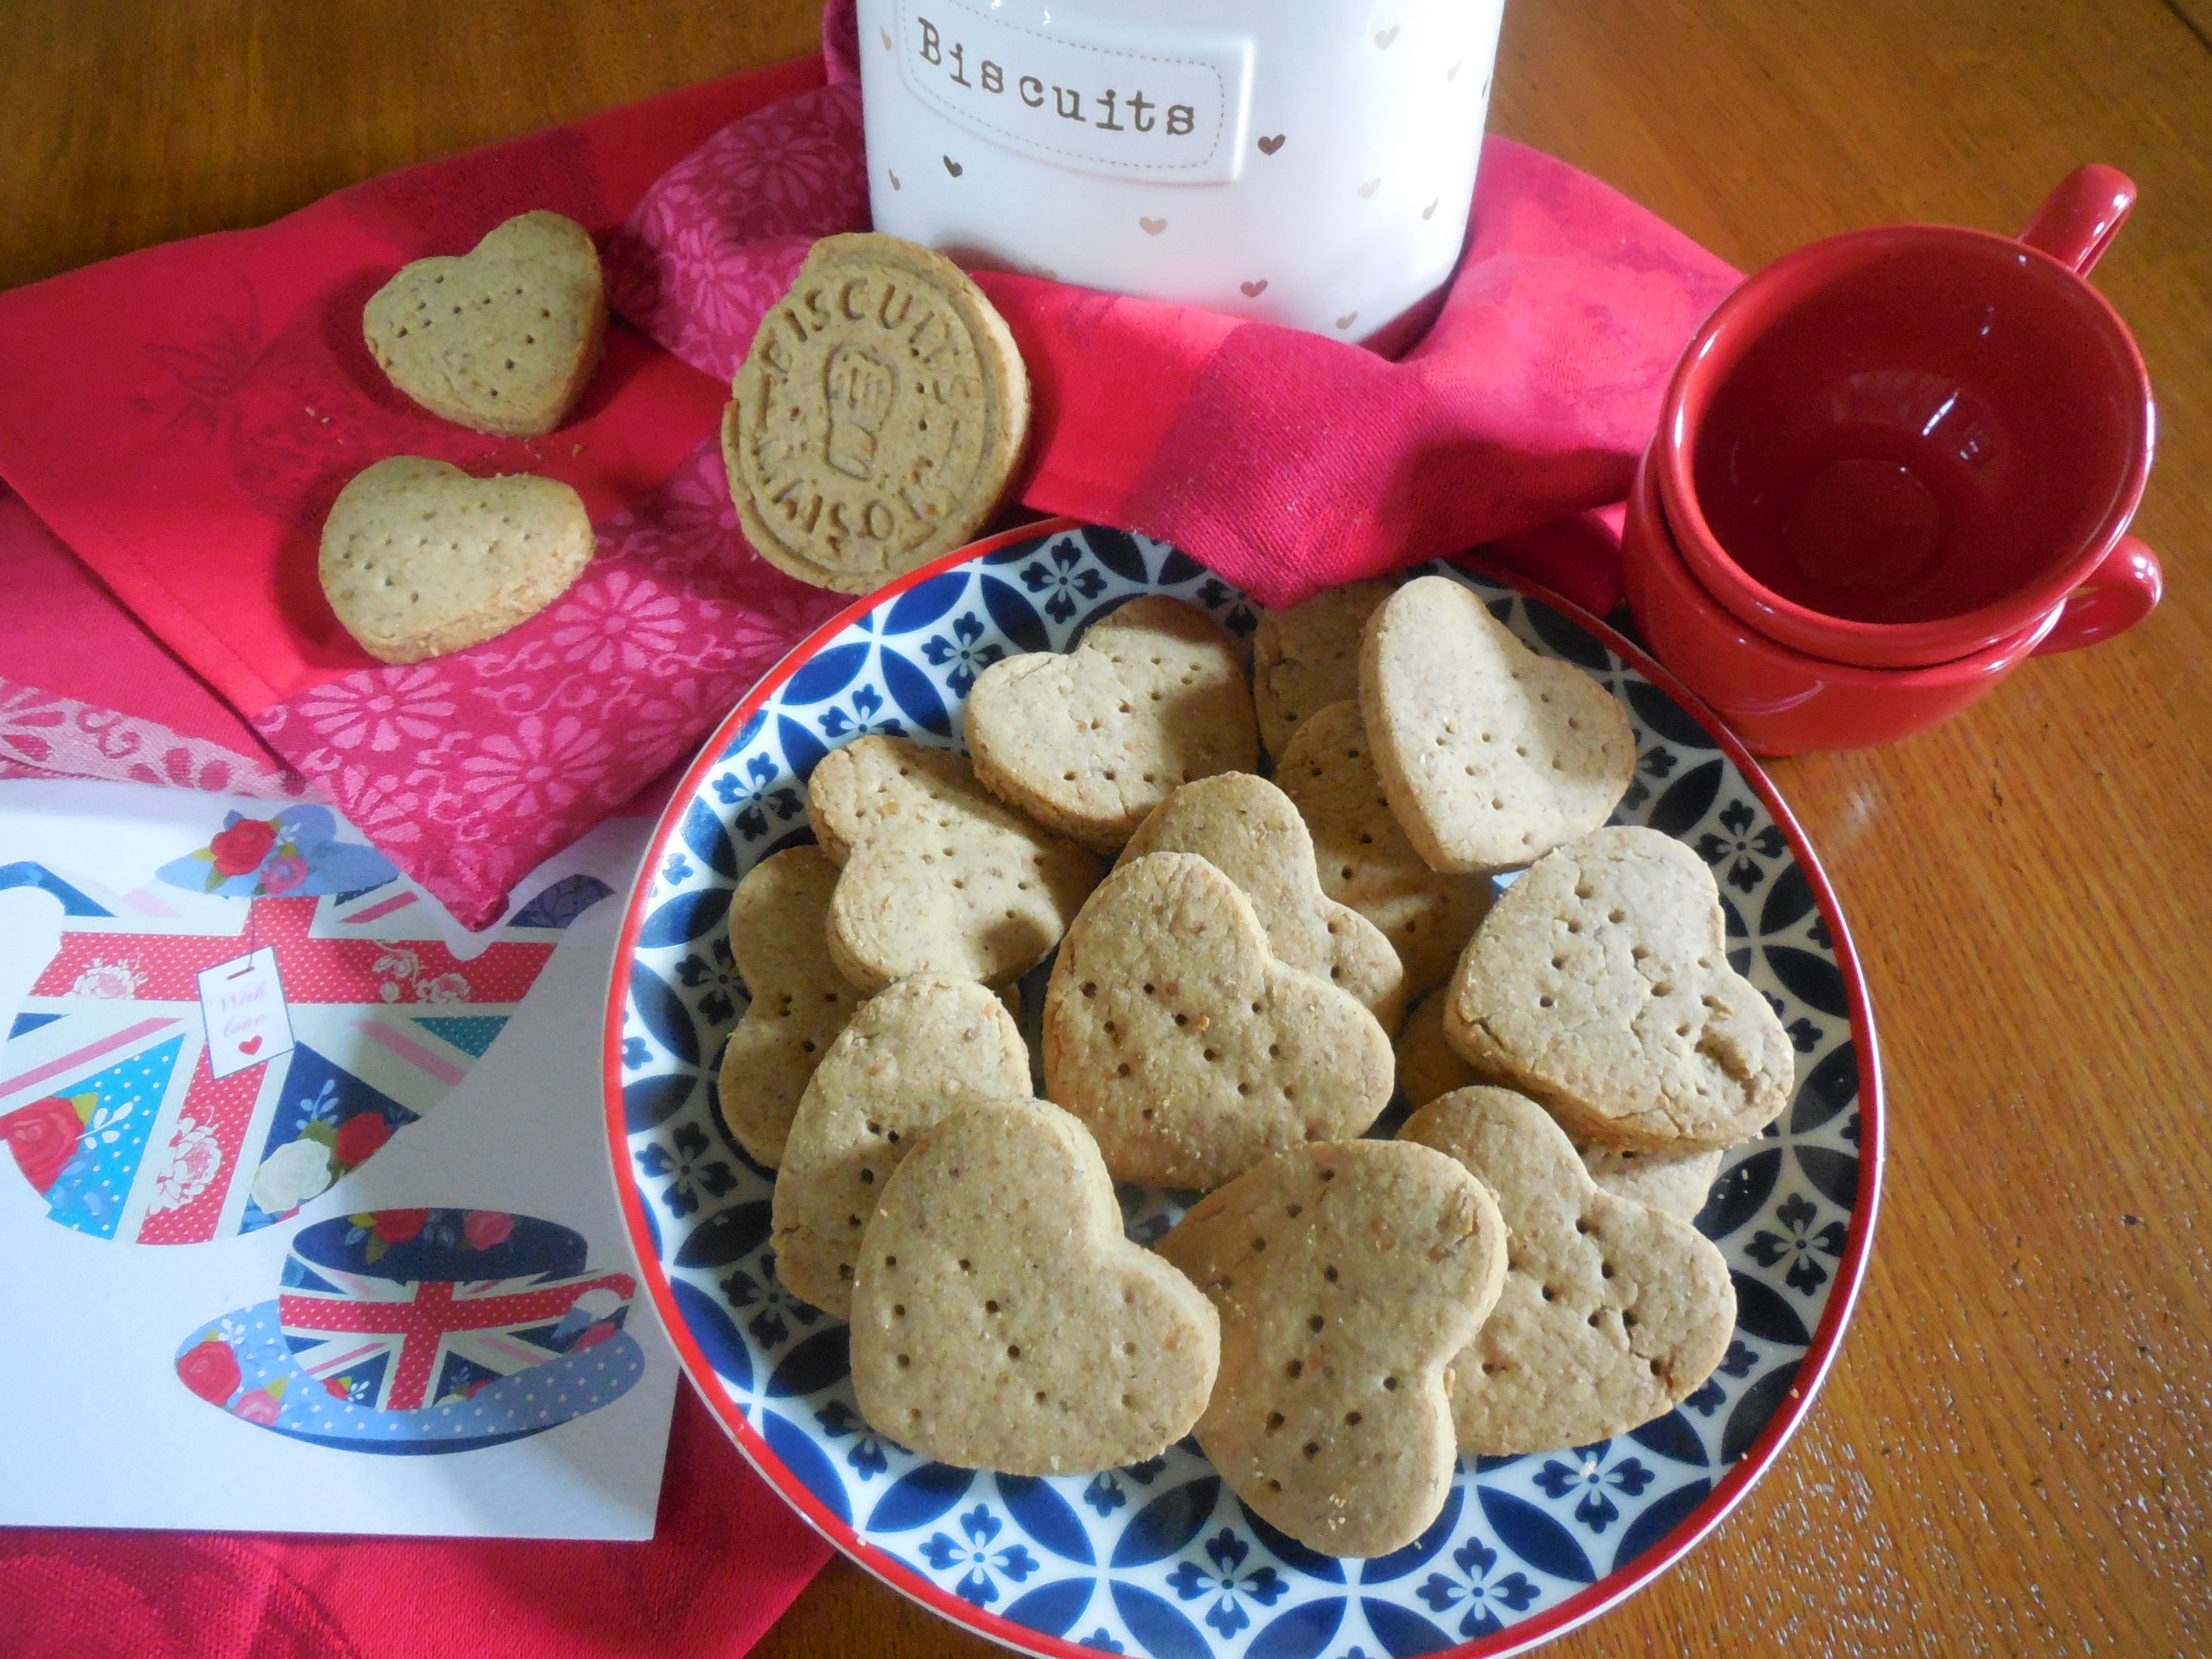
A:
2018 164 2136 275
2031 535 2163 655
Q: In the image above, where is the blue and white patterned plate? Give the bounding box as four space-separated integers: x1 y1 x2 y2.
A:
602 520 1883 1659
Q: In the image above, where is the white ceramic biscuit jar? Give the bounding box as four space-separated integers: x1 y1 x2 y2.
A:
855 0 1507 344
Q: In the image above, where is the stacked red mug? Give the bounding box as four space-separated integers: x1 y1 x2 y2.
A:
1620 165 2163 754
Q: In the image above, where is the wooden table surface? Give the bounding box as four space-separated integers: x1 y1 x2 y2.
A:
7 2 2207 1654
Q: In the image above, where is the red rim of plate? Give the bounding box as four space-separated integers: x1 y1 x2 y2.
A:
599 516 1887 1659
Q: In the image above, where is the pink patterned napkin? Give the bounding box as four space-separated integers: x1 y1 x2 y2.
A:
252 445 846 922
0 10 872 930
240 16 880 928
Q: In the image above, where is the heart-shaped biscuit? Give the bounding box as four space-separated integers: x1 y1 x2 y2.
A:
715 847 859 1168
1155 1140 1507 1557
1444 827 1794 1151
1397 994 1721 1221
808 735 1102 990
1359 575 1636 874
1395 991 1477 1116
1578 1142 1723 1225
363 211 607 438
1042 852 1394 1189
1250 579 1396 757
1118 773 1406 1033
851 1099 1218 1475
1277 700 1493 999
1401 1086 1735 1452
967 598 1258 852
771 976 1031 1317
319 457 595 664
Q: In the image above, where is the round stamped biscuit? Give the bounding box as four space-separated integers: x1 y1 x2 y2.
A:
725 233 1030 595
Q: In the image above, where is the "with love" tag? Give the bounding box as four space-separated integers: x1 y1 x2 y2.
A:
197 948 295 1080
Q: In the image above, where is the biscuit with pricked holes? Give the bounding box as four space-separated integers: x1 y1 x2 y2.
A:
1396 994 1721 1221
1251 578 1397 757
850 1098 1218 1475
318 456 594 665
1395 991 1482 1117
1043 853 1395 1189
807 735 1103 991
1359 575 1635 874
1118 772 1406 1033
364 211 607 438
1275 701 1492 1000
715 847 859 1168
1400 1086 1735 1453
771 975 1031 1317
1577 1143 1723 1225
966 598 1258 852
1154 1139 1507 1557
1443 826 1793 1152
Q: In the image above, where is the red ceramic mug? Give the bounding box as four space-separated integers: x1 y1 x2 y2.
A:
1652 165 2163 670
1620 449 2062 754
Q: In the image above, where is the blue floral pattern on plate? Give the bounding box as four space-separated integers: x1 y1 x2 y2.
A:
607 525 1881 1659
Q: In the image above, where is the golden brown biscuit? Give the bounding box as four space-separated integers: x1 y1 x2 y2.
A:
1443 827 1794 1151
725 233 1029 594
1395 993 1723 1219
806 735 1102 991
318 457 594 664
363 211 607 438
1276 700 1492 998
771 976 1031 1315
1042 852 1395 1189
1359 575 1636 874
714 847 859 1168
1250 578 1397 757
966 598 1258 852
1401 1086 1736 1453
1155 1139 1507 1557
1118 772 1406 1033
850 1099 1218 1475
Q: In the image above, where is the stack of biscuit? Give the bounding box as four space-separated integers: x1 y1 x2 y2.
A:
721 569 1791 1559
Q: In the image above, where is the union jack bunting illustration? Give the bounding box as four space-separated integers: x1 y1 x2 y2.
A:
278 1263 638 1411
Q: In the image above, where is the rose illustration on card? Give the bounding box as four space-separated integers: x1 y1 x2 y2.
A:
157 805 398 899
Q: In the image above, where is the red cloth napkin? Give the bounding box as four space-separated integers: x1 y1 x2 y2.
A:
0 0 1736 930
0 486 308 794
0 36 869 928
970 150 1737 609
0 1380 833 1659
